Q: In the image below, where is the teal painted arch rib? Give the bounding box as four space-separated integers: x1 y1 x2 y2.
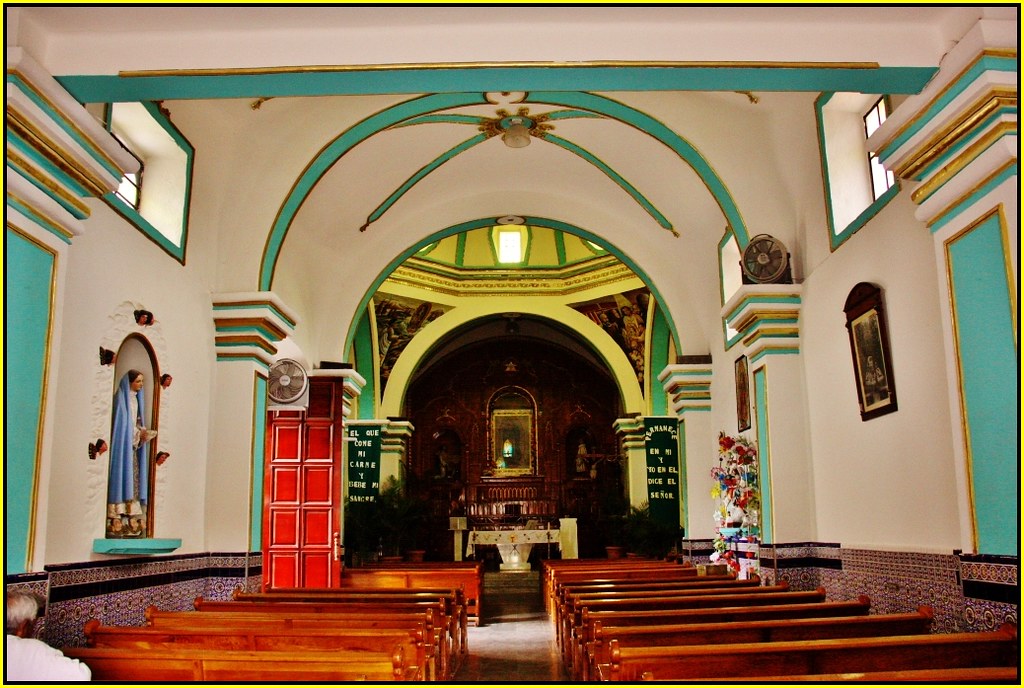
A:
343 215 681 356
530 92 750 246
363 133 489 230
544 133 676 235
259 92 490 290
396 114 488 127
261 90 751 291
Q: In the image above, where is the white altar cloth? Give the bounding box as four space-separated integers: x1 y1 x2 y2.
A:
466 529 560 571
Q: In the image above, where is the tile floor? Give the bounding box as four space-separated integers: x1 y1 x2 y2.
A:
453 571 569 683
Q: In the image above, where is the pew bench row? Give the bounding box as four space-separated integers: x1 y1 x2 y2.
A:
67 578 477 682
543 559 1018 683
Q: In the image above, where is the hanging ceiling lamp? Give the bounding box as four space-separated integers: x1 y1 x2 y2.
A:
502 117 531 148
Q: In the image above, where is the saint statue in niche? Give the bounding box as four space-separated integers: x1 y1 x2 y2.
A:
107 370 157 538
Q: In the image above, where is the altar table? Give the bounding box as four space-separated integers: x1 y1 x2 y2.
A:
466 519 577 571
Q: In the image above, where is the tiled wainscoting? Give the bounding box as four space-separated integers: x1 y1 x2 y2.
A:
5 552 262 647
683 541 1017 634
6 546 1016 648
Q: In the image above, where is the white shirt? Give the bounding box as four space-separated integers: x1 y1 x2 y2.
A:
5 634 92 682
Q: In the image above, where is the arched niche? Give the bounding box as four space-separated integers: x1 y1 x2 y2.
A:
430 427 464 481
566 425 597 477
106 334 161 538
485 387 537 477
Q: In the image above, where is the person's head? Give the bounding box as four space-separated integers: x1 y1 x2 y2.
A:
6 592 40 637
128 370 144 392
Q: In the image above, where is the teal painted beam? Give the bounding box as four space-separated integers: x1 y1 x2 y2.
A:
57 65 937 104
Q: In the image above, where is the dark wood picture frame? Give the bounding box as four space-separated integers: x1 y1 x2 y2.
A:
735 354 751 432
844 282 898 421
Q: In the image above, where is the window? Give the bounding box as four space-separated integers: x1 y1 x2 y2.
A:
498 230 522 263
864 98 896 201
492 224 527 264
102 102 193 260
115 148 143 209
817 92 900 250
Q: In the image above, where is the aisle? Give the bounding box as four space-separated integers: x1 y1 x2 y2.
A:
453 571 568 682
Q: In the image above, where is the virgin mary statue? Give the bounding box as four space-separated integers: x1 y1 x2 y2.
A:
107 370 155 537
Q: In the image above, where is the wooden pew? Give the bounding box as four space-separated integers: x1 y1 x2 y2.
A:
598 624 1019 681
556 578 768 638
232 586 468 656
552 574 744 618
146 606 452 680
194 594 464 663
578 607 934 681
63 645 413 681
342 562 483 624
564 587 829 663
84 618 434 681
559 583 804 658
543 559 689 601
572 597 873 679
543 559 694 610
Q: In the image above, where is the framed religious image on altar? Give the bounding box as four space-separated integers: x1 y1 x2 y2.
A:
735 354 751 432
490 409 535 476
844 282 898 421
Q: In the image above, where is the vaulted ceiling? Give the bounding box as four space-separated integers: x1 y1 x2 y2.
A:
13 5 982 371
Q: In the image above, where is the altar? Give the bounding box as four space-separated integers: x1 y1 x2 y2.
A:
466 518 577 571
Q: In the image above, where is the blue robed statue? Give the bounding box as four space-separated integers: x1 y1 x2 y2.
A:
106 370 155 537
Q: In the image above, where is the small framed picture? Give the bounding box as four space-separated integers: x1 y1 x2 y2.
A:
735 355 751 432
844 283 898 421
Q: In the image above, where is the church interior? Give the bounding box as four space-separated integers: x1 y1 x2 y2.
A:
4 4 1018 675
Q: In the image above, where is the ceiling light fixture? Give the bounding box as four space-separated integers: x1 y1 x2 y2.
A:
502 117 531 148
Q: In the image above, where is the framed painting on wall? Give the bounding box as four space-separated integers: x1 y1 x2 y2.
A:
844 282 898 421
735 354 751 432
490 409 535 476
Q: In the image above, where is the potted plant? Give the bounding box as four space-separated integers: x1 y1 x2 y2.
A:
376 476 430 560
344 475 430 564
622 501 684 559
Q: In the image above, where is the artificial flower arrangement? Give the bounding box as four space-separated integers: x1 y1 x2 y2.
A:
710 432 761 577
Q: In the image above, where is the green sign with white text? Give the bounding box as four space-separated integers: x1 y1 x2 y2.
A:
644 417 680 527
347 424 382 503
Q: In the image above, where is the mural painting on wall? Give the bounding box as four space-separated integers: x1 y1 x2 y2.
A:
375 294 451 392
572 288 651 390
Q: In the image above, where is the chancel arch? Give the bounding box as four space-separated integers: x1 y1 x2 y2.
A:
377 303 645 420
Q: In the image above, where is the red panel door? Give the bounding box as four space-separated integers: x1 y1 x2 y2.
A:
263 379 343 589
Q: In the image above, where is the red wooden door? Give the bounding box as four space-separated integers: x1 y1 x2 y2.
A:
263 378 343 589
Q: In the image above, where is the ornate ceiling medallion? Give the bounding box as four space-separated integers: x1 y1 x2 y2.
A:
478 107 554 141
